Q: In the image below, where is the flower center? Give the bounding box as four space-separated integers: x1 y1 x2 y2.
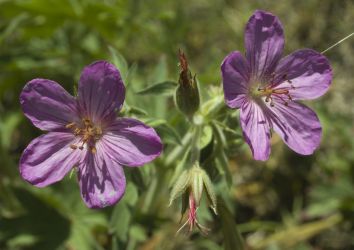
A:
65 118 102 154
250 74 295 107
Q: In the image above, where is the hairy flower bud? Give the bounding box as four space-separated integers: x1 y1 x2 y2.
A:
169 163 217 234
175 49 200 118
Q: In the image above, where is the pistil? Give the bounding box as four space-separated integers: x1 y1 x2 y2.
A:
250 74 295 107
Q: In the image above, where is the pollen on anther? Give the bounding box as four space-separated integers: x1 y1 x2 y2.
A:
70 144 78 150
66 122 76 129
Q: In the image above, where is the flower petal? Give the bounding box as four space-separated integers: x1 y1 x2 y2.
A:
221 51 250 109
101 118 162 167
270 99 322 155
78 61 125 124
245 10 284 80
20 132 82 187
274 49 332 100
20 79 78 131
240 100 271 161
78 148 126 209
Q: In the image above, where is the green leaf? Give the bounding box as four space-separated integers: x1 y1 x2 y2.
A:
7 234 38 249
121 104 148 116
136 81 177 96
142 118 168 127
125 62 138 87
142 118 181 145
213 122 227 148
124 183 138 207
109 46 128 81
129 224 147 242
109 202 131 242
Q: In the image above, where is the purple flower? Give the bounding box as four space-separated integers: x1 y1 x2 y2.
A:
221 10 332 161
20 61 163 208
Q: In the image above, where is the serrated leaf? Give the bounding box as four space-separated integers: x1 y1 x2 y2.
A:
136 81 177 96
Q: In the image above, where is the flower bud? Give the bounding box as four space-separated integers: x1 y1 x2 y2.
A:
175 49 200 118
169 163 217 234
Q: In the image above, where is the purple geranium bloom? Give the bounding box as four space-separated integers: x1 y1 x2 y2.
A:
20 61 162 208
221 10 332 161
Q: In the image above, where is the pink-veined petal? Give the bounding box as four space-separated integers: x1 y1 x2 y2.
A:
245 10 284 81
20 132 82 187
20 79 78 131
101 118 162 167
78 147 126 209
221 51 250 108
270 98 322 155
240 100 271 161
78 61 125 124
274 49 332 100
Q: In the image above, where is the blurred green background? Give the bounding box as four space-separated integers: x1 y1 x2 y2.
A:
1 0 354 249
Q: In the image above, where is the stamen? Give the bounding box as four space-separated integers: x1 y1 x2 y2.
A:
66 122 76 129
95 127 102 135
74 128 81 135
66 118 102 153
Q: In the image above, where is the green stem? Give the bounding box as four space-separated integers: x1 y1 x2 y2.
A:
190 125 202 165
